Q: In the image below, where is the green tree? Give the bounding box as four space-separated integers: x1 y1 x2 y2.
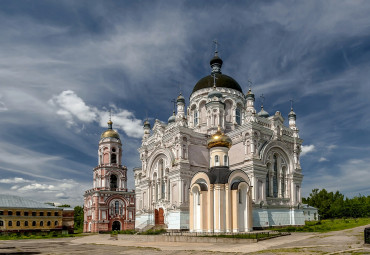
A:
74 206 84 232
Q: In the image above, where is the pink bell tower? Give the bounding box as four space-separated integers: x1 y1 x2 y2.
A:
83 119 135 232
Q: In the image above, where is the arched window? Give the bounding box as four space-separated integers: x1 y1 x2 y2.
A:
0 220 3 227
281 167 286 198
54 221 58 226
273 155 278 198
224 155 228 166
115 201 119 215
111 153 117 164
110 175 118 189
47 221 51 226
194 111 198 126
8 221 12 227
215 155 220 166
266 170 270 197
236 108 241 125
32 221 36 226
40 221 44 227
182 144 187 159
16 221 20 226
25 221 28 227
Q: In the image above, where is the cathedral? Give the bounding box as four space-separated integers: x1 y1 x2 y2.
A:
134 49 304 231
83 120 135 232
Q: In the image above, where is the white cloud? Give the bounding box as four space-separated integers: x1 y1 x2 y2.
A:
16 183 56 192
301 144 315 156
49 90 97 123
49 90 143 138
327 145 337 151
0 177 32 184
0 95 7 112
318 157 329 162
303 158 370 197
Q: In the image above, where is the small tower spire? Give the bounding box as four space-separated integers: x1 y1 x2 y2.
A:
212 73 218 89
260 94 265 109
210 40 223 74
108 109 113 129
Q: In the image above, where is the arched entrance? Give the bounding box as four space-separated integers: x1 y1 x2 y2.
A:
155 208 164 225
112 221 121 231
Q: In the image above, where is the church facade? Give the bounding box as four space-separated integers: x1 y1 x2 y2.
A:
134 50 304 231
83 120 135 233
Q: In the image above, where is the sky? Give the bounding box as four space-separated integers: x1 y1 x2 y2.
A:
0 0 369 206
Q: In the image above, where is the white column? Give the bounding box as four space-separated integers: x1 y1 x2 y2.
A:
179 178 183 204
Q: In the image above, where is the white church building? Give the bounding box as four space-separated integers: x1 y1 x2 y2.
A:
134 49 304 231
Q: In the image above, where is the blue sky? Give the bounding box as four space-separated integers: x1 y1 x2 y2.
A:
0 0 369 206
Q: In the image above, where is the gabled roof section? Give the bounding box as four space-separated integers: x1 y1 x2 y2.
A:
0 194 58 209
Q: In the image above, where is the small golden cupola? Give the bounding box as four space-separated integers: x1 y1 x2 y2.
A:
101 120 120 140
207 126 232 149
207 126 232 168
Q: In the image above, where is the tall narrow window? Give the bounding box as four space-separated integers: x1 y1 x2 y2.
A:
0 221 3 227
110 175 118 189
8 221 12 227
24 221 28 227
224 155 228 166
161 180 165 199
54 221 58 226
266 171 270 197
281 167 286 198
236 108 241 125
40 221 44 227
16 221 20 226
215 155 220 166
115 201 119 215
273 155 278 198
194 111 198 126
111 153 117 164
239 190 242 204
32 221 36 226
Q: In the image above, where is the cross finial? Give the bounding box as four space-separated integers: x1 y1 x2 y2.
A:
260 94 265 108
179 84 182 95
248 79 253 90
290 98 294 110
213 39 219 53
109 109 112 121
212 73 218 89
171 98 176 114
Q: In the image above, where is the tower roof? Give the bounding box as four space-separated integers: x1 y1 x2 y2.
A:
101 120 120 139
207 126 232 149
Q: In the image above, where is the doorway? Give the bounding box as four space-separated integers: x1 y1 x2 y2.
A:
154 208 164 225
112 221 121 231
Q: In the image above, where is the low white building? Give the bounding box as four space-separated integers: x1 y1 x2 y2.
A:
134 49 305 230
302 204 319 221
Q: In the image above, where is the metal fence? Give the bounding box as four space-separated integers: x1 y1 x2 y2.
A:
365 227 370 244
163 230 290 241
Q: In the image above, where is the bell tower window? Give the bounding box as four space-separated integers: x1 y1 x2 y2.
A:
110 175 118 189
224 155 228 166
111 153 117 164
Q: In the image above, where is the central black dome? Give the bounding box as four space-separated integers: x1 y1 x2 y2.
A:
192 73 243 94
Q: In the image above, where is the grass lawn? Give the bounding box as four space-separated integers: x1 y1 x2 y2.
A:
272 217 370 233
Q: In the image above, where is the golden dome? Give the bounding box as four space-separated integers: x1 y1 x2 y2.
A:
101 129 120 139
100 120 120 139
207 126 232 149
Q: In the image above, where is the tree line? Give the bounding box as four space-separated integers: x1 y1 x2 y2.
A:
303 188 370 219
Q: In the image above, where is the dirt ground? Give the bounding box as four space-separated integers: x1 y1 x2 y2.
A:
1 224 369 254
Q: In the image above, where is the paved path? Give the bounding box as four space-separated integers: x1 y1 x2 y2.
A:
1 224 370 254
